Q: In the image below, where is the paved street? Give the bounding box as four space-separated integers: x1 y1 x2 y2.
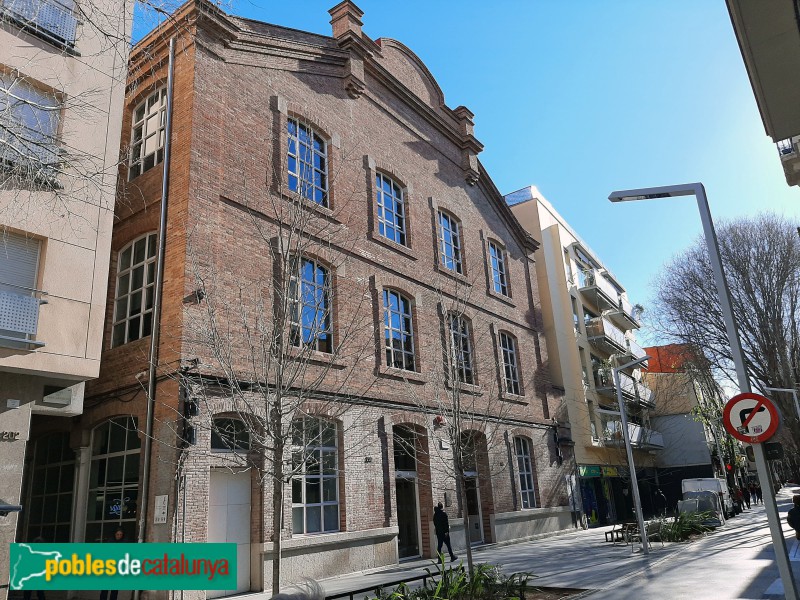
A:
307 487 800 600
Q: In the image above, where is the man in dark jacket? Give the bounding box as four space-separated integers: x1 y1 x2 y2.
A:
433 503 457 561
788 495 800 540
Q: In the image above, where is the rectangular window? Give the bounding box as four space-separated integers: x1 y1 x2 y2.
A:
488 241 509 296
515 437 536 509
288 117 328 206
128 88 167 180
571 298 581 333
376 173 406 245
0 231 43 348
448 313 474 384
383 289 415 371
291 417 339 535
289 257 332 353
499 332 520 395
0 73 60 182
438 211 463 274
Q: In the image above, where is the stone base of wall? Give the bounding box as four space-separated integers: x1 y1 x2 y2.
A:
490 506 574 544
260 527 399 591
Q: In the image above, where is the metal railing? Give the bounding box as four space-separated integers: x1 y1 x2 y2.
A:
578 269 619 305
597 410 663 449
777 138 796 157
586 316 627 350
0 281 47 348
0 0 78 50
326 572 433 600
626 338 647 362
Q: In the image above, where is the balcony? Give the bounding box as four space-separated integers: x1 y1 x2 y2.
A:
585 316 627 354
607 295 641 330
597 410 664 450
577 269 619 310
637 380 655 408
619 338 648 368
593 369 636 400
0 282 47 349
777 136 800 187
0 0 78 52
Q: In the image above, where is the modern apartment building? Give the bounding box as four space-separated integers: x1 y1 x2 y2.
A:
0 0 130 591
726 0 800 186
508 186 663 526
23 1 573 594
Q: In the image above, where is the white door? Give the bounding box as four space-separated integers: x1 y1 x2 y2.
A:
208 470 251 598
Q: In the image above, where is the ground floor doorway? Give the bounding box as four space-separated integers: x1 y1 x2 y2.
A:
465 476 483 544
208 470 251 598
396 476 421 559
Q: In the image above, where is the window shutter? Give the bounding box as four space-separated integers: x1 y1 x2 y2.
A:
0 232 41 290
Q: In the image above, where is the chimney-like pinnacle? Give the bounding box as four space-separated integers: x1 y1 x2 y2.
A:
329 1 364 39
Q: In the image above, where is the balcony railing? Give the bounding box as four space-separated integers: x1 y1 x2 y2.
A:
777 138 796 157
637 380 655 408
585 316 627 353
597 409 663 450
608 295 641 330
577 269 619 309
593 368 636 399
0 281 47 349
623 338 647 366
0 0 78 51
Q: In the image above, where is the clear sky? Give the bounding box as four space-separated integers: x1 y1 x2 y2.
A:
140 0 800 343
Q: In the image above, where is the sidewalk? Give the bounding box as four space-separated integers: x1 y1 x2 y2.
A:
241 487 800 600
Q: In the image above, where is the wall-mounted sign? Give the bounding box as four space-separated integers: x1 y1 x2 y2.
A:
579 465 601 477
0 431 20 441
602 466 619 477
154 495 168 524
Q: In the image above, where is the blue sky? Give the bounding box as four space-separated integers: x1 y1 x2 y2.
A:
140 1 799 343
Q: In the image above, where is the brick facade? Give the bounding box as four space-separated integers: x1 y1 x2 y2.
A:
27 1 575 595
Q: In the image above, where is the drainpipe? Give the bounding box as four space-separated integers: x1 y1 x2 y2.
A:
136 35 176 566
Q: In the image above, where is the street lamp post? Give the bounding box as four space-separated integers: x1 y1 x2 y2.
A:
609 183 799 600
764 387 800 422
613 355 652 554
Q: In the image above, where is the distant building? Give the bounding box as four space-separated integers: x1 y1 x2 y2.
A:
643 344 717 512
0 0 131 590
726 0 800 186
508 186 661 525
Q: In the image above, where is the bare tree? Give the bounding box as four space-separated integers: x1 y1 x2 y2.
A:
172 139 378 593
652 213 800 462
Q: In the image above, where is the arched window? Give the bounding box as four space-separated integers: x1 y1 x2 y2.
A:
24 432 75 542
498 331 521 395
289 257 332 353
488 241 509 296
86 417 140 543
383 289 415 371
112 232 157 347
448 313 474 384
514 437 537 509
376 173 407 246
211 417 251 452
287 117 328 206
129 87 167 179
291 417 339 534
437 210 463 274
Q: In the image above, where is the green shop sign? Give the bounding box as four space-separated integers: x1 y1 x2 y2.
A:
9 543 236 590
579 465 602 477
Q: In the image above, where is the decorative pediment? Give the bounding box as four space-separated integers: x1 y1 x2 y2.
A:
374 38 445 109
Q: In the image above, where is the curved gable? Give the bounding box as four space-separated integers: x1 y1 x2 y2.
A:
376 38 445 108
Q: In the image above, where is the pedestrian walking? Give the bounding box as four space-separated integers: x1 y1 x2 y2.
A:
756 484 763 504
788 496 800 540
749 483 757 505
742 486 751 509
100 528 127 600
433 502 457 561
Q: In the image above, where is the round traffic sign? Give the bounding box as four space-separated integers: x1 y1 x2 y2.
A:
722 392 780 444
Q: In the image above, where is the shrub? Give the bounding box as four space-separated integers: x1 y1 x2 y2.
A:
371 555 535 600
659 511 715 542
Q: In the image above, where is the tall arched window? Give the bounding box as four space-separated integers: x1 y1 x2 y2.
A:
287 117 328 206
383 289 415 371
376 173 407 246
86 417 140 542
514 437 537 509
290 257 332 353
211 417 251 452
291 417 339 534
112 233 157 347
448 313 474 384
437 210 463 274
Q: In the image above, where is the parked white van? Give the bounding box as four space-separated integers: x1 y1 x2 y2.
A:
681 478 735 519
